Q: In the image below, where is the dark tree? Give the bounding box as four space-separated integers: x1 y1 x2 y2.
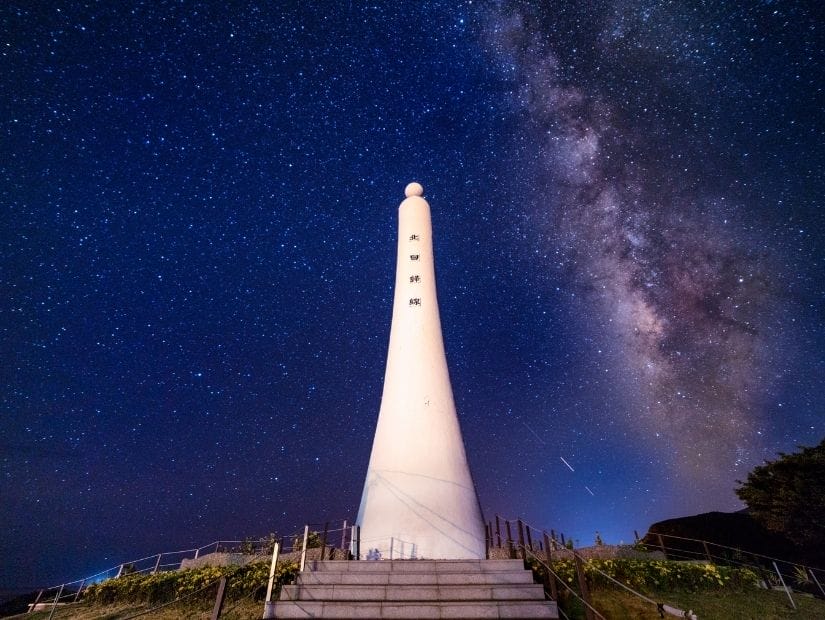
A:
736 439 825 547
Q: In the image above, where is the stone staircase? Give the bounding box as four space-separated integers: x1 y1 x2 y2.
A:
263 559 559 619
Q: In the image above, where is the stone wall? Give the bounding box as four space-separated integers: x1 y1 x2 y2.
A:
179 546 349 570
180 552 259 570
180 544 664 570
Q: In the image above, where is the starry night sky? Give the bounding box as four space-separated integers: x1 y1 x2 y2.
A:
2 0 823 592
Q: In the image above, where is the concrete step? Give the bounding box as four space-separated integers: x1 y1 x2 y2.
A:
282 583 547 602
303 559 527 573
263 559 560 619
297 570 535 585
265 600 559 619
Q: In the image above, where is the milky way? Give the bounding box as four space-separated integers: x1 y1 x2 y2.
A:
484 2 791 483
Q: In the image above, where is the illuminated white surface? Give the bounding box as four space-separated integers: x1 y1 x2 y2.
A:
356 183 485 560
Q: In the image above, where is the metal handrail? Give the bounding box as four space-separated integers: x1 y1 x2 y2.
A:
641 530 825 572
519 544 607 620
520 543 700 620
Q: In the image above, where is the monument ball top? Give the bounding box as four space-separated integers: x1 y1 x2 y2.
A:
404 182 424 198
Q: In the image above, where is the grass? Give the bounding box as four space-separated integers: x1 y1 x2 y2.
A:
10 558 299 619
17 596 263 619
561 587 825 620
538 556 825 619
658 588 825 620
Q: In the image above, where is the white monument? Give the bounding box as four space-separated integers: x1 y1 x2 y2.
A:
355 182 486 560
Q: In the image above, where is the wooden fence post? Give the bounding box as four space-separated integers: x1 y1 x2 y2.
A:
485 522 491 559
574 554 595 620
517 519 527 560
505 521 515 559
542 532 558 601
210 576 227 620
319 522 329 561
655 534 668 559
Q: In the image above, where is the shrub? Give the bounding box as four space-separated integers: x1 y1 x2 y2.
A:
536 558 759 594
82 560 298 606
292 531 323 552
